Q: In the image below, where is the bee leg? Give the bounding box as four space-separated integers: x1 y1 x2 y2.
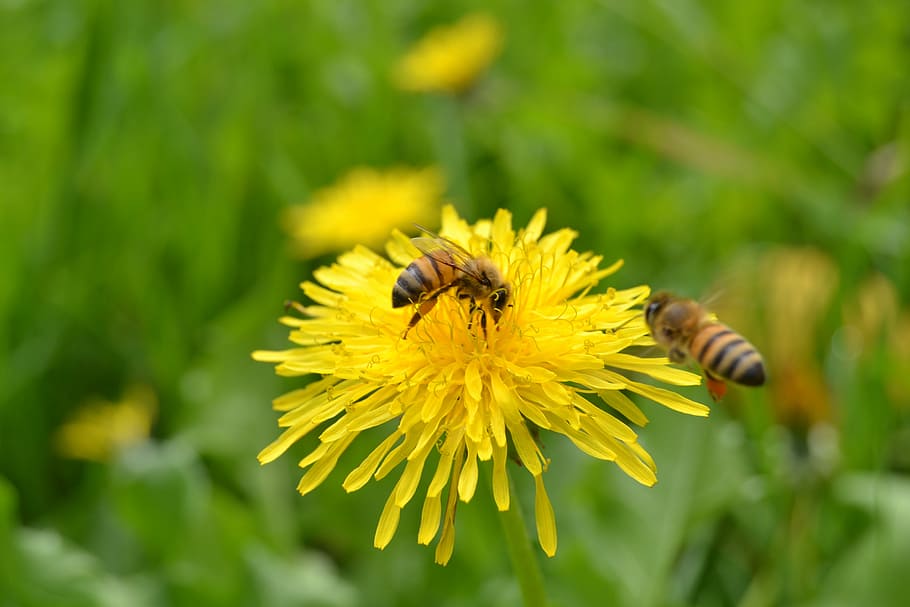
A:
464 298 490 338
402 298 438 339
668 346 687 364
465 297 478 332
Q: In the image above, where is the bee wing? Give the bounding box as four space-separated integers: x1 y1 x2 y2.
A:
410 235 479 276
412 225 473 258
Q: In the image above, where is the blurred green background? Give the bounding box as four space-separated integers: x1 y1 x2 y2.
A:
2 0 909 605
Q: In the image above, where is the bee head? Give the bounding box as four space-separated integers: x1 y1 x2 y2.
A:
478 271 493 288
644 291 672 328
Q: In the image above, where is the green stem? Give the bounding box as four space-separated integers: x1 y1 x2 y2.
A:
430 96 474 217
499 474 548 607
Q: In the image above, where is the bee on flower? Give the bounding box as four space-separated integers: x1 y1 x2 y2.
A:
254 206 707 564
391 226 511 338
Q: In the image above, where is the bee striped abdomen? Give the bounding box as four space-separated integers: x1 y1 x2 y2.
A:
392 251 457 308
690 323 766 387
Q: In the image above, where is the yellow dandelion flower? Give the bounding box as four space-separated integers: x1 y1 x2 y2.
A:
55 385 157 462
395 13 503 94
254 206 707 564
283 167 443 258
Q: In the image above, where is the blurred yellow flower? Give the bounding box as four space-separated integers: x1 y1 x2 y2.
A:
716 248 838 430
761 248 839 369
758 248 840 429
842 272 899 355
395 13 503 94
283 167 443 258
55 385 157 462
842 272 910 408
888 314 910 407
255 206 706 564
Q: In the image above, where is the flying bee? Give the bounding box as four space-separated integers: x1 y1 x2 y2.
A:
644 291 765 401
392 230 510 338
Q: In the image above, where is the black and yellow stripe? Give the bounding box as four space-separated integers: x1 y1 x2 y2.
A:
392 250 458 308
690 323 765 387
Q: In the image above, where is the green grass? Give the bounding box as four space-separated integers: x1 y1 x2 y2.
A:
2 1 909 605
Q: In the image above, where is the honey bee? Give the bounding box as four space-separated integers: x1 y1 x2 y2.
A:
644 291 765 401
392 231 510 338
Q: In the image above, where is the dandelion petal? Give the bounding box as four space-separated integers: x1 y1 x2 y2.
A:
534 474 558 557
418 493 442 545
492 443 510 511
374 493 402 550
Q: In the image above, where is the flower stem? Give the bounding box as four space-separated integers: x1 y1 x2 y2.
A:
430 96 474 217
499 474 548 607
